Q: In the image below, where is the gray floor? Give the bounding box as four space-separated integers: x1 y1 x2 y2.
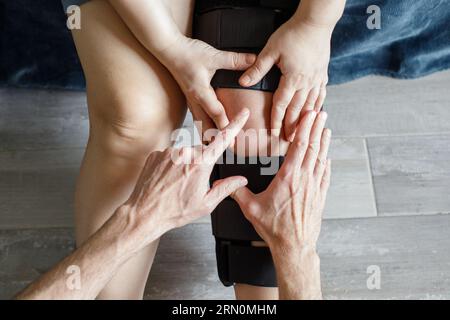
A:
1 71 450 299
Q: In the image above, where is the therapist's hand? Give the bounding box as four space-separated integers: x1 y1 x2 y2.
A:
239 19 332 142
233 110 330 250
232 111 331 299
158 35 256 133
120 109 250 250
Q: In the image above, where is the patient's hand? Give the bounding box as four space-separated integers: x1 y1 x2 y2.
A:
237 0 346 142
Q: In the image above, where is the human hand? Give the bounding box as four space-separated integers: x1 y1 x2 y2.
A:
232 111 331 253
157 35 256 133
120 109 250 250
239 19 332 142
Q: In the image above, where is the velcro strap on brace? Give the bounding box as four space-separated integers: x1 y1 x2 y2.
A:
216 240 277 287
195 0 299 14
212 199 260 240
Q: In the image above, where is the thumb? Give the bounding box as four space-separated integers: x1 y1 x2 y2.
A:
239 50 276 87
206 176 248 208
230 186 257 221
216 50 257 71
230 185 254 204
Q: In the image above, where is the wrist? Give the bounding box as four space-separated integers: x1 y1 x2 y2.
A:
271 243 319 266
152 32 187 67
270 244 322 300
112 204 162 255
291 1 343 31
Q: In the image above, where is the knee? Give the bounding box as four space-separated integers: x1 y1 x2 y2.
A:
216 88 289 156
87 93 186 161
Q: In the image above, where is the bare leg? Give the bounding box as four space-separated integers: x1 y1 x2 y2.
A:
71 0 193 299
216 88 290 300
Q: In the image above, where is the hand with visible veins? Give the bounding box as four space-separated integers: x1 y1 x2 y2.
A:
16 109 251 300
232 111 332 300
122 108 252 247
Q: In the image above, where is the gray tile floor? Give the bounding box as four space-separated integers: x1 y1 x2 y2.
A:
1 70 449 299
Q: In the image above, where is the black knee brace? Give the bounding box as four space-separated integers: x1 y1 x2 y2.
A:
210 151 284 287
194 0 297 287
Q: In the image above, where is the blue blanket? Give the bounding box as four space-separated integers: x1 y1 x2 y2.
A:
1 0 449 90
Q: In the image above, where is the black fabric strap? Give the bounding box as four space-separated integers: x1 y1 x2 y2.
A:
195 0 299 14
213 152 285 193
194 8 278 49
216 240 277 287
212 199 260 240
211 154 284 241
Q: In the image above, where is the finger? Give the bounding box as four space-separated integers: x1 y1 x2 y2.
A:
283 89 309 142
286 96 317 142
277 111 317 178
239 49 276 87
198 87 230 129
189 103 215 141
271 76 297 137
313 128 332 179
206 176 248 209
314 85 327 111
302 111 328 171
305 86 320 110
204 108 250 163
216 50 257 70
230 186 257 220
320 159 332 194
171 147 193 165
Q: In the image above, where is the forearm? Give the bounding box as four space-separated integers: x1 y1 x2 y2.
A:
108 0 183 57
16 209 140 300
293 0 346 29
271 245 322 300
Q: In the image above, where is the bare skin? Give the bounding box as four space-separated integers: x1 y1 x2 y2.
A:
216 88 288 299
240 0 345 140
69 0 343 299
70 0 260 299
16 110 332 300
17 111 251 300
233 111 332 299
70 0 191 299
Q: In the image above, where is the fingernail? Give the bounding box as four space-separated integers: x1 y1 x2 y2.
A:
240 75 251 86
241 108 250 116
272 128 281 137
